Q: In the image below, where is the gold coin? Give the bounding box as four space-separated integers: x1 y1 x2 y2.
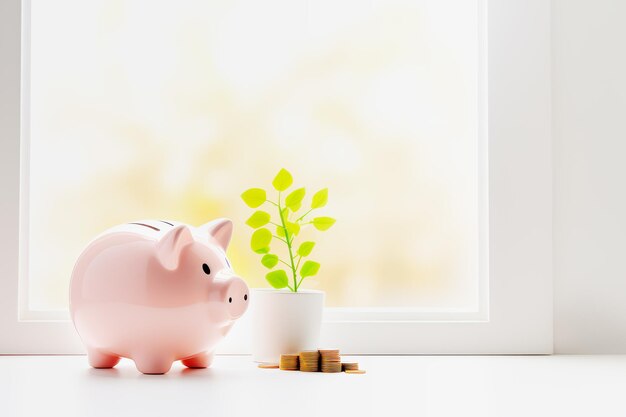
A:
279 353 299 370
281 354 299 359
342 363 359 371
321 363 342 373
299 350 320 371
345 370 366 374
258 363 279 369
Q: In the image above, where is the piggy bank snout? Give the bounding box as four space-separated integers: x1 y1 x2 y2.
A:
223 277 249 319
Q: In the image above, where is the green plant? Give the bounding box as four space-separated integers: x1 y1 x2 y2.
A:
241 168 335 292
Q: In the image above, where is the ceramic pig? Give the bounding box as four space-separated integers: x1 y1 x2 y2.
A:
69 218 249 374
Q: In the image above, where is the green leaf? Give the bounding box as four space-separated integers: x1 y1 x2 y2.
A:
251 228 272 254
281 207 290 220
266 269 289 289
245 210 271 228
285 188 306 211
276 226 286 238
311 188 328 209
261 254 279 269
241 188 267 208
285 221 300 237
312 216 336 231
300 260 320 278
297 241 315 257
272 168 293 191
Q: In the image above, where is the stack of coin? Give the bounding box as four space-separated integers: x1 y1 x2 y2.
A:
279 354 299 370
299 350 320 372
341 362 359 372
319 349 342 373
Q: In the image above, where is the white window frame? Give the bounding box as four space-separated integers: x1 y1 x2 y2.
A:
0 0 552 354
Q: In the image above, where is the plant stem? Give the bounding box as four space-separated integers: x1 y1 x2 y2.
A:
272 235 287 243
296 276 305 289
277 192 298 292
295 254 302 271
295 208 314 222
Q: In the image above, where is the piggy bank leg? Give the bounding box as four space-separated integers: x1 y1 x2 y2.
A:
87 348 120 369
133 355 173 375
181 351 214 369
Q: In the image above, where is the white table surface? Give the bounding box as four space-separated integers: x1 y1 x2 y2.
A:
1 355 625 417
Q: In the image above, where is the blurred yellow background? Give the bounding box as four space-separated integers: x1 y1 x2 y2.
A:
27 0 481 311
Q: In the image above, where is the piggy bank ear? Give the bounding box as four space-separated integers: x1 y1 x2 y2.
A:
201 218 233 251
156 225 194 270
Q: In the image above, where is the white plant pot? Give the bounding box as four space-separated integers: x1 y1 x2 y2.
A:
250 288 325 363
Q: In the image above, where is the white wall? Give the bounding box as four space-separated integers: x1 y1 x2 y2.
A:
553 0 626 353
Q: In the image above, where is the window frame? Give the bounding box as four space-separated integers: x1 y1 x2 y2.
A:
0 0 552 354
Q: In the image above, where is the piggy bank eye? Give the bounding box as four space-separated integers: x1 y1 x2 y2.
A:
202 263 211 275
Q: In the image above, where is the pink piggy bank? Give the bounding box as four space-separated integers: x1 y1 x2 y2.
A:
69 218 249 374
